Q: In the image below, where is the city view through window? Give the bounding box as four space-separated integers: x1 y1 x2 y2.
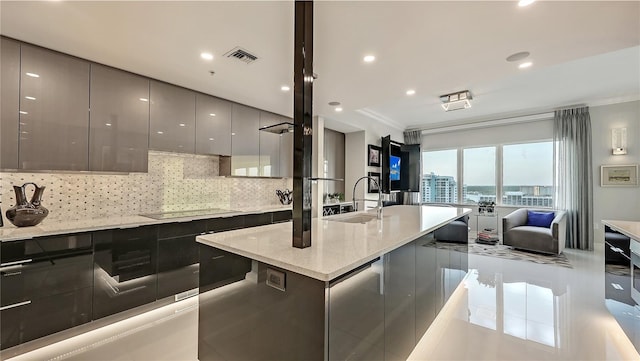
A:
422 142 554 207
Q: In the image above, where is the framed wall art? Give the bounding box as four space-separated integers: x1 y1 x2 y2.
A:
600 164 638 187
368 172 381 193
368 145 381 167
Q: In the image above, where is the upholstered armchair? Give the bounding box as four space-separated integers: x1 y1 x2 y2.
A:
502 209 567 255
434 214 470 243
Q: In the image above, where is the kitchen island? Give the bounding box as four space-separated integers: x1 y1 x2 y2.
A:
196 205 471 361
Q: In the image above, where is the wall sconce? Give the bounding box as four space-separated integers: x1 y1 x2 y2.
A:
440 90 472 112
612 127 627 155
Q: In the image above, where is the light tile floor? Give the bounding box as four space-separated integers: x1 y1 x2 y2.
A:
4 242 639 361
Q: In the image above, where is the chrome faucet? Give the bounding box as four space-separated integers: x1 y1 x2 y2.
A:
352 176 383 220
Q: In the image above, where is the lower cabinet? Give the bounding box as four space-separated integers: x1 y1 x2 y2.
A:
156 220 207 299
0 234 93 350
199 245 252 293
92 226 158 319
1 210 291 350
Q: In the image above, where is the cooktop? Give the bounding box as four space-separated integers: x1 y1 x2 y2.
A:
141 208 239 220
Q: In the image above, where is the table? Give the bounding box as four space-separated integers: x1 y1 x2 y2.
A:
476 212 499 244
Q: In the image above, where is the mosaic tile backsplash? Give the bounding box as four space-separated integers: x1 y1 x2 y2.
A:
0 151 292 222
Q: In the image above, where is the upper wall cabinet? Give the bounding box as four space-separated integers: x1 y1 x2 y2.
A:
149 81 196 154
195 94 232 156
89 65 150 172
259 111 282 177
231 104 260 176
1 38 20 170
19 45 90 171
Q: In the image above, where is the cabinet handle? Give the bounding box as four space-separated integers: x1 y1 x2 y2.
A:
0 259 33 267
1 271 22 277
0 300 31 311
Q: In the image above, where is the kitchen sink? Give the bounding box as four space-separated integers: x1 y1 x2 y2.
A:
325 213 379 224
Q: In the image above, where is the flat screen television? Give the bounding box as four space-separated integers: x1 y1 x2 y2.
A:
389 155 401 181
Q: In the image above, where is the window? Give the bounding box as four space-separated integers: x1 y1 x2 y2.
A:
463 147 496 204
422 149 458 203
502 141 554 207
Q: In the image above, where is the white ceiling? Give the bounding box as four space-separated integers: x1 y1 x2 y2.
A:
1 1 639 133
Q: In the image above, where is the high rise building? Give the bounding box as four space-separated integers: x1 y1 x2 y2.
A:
422 173 457 203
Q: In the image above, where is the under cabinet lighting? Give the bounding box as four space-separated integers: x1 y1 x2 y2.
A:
25 96 36 100
139 98 149 102
25 72 40 78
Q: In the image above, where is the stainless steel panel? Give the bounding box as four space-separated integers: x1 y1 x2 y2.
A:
149 80 196 153
195 94 232 156
279 130 293 177
19 45 90 171
89 64 149 172
230 103 260 176
1 37 20 169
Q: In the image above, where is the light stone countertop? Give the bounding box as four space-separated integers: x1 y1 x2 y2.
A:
0 205 292 242
603 219 640 240
197 205 471 282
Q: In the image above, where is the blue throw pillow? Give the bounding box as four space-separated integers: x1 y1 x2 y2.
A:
526 210 555 228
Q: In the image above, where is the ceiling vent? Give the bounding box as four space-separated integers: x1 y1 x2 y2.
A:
440 90 472 112
224 47 258 64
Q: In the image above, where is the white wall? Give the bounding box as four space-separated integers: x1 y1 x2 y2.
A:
590 100 640 242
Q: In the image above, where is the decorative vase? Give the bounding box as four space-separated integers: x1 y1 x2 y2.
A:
275 189 293 205
5 182 49 227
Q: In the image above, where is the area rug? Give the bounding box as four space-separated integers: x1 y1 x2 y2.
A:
428 240 573 269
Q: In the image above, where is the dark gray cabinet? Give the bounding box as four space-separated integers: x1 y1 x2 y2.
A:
328 259 385 360
259 111 281 176
195 94 232 156
0 234 93 350
231 103 260 176
89 64 150 172
18 45 90 171
149 81 196 154
93 226 158 319
1 37 20 170
156 220 207 299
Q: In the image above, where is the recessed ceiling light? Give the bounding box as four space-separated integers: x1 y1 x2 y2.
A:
335 107 343 112
105 123 112 127
518 61 533 69
518 0 535 7
231 132 236 136
363 55 376 63
19 111 28 115
25 72 40 78
25 96 36 100
139 97 149 102
157 131 164 134
179 123 186 127
209 138 214 141
281 85 290 92
406 89 416 96
506 51 530 62
200 52 214 60
209 113 216 117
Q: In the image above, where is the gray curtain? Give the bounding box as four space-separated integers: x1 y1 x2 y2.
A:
403 130 422 145
553 107 593 250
